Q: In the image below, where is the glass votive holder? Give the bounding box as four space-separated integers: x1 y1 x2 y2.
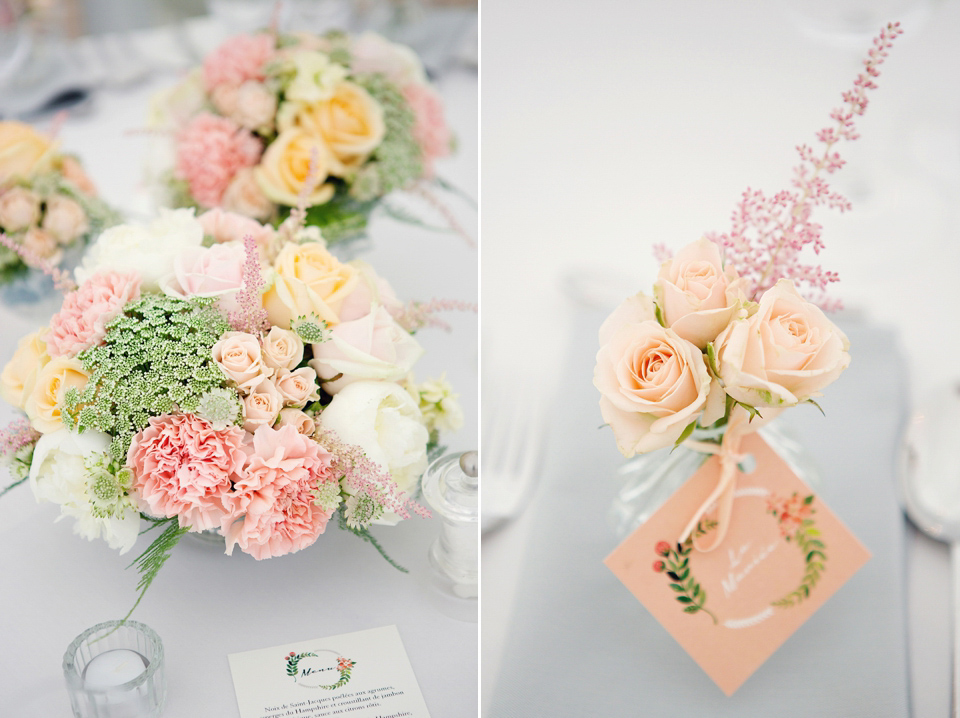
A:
63 620 166 718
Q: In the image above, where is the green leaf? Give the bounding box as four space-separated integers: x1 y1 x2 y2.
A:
0 474 28 499
677 568 690 581
678 558 689 570
121 517 189 623
805 398 826 416
669 584 685 592
807 539 825 549
806 550 826 562
654 303 667 328
336 509 408 572
676 596 693 603
683 605 700 613
674 420 698 448
806 528 821 536
705 342 721 377
693 584 701 598
803 494 815 505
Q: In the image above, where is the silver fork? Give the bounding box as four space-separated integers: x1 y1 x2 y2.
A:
480 377 549 535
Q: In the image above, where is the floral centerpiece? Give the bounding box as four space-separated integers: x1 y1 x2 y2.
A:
595 23 901 550
0 206 465 614
150 29 465 246
0 121 119 288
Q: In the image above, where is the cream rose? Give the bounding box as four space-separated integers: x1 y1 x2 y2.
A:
0 187 41 232
712 280 850 408
255 128 335 207
298 81 385 177
1 327 50 410
60 156 97 196
277 407 316 436
24 356 90 434
318 380 429 523
309 307 423 394
653 237 744 349
212 331 273 393
275 367 320 408
0 121 56 183
261 326 304 371
593 293 712 456
242 377 283 432
262 242 358 329
42 195 89 244
221 167 276 221
338 260 403 322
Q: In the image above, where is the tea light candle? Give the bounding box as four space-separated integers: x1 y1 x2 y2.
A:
82 649 148 689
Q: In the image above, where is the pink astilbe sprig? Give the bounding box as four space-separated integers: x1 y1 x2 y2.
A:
412 182 476 248
391 298 478 332
317 429 431 521
0 418 40 461
0 233 77 293
227 233 269 335
705 21 902 309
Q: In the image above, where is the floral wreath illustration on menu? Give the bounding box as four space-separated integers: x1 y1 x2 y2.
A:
652 491 826 627
285 649 356 689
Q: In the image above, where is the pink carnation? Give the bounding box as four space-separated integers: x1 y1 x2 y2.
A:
176 113 262 208
128 414 247 531
198 208 276 255
221 424 336 560
47 272 141 358
402 83 451 177
202 33 275 91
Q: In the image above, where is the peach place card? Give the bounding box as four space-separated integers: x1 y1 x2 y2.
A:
228 625 430 718
605 433 870 696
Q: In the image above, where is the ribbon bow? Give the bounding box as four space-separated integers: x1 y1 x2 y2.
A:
676 405 752 552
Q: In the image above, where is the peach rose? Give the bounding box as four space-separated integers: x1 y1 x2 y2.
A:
242 377 283 432
298 81 385 177
0 186 41 232
60 156 97 196
235 81 277 131
255 128 335 207
276 407 316 435
0 328 50 410
593 293 712 456
212 331 273 393
261 326 304 371
262 242 358 329
24 356 89 434
712 279 850 408
0 121 56 183
653 237 744 349
21 227 61 264
275 367 320 408
338 260 403 322
42 195 89 244
221 168 276 221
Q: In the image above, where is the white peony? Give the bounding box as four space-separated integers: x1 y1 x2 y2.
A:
318 380 429 525
75 208 205 291
29 429 141 554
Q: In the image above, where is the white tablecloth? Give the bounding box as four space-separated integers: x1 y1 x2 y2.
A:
0 19 478 716
482 1 960 715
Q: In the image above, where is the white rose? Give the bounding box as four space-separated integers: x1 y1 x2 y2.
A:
29 429 141 554
76 209 204 290
309 307 423 394
349 32 426 86
318 380 428 525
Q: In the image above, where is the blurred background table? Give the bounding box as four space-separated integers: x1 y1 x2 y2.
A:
0 2 477 714
483 0 960 716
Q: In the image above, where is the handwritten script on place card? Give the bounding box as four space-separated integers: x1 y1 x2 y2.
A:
604 433 870 696
228 625 430 718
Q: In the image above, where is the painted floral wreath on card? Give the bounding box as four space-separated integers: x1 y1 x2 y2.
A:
285 651 356 689
653 492 828 626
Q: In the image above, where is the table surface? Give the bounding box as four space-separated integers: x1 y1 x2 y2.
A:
0 17 478 716
481 1 960 716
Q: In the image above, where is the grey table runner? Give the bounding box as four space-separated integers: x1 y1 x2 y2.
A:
489 307 910 716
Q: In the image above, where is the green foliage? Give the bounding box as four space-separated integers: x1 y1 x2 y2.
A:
63 294 232 462
0 475 28 499
351 73 423 200
658 519 719 624
336 508 408 573
122 517 189 622
771 504 826 608
287 189 377 244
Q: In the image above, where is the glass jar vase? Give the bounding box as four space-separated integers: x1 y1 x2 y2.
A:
608 421 820 540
